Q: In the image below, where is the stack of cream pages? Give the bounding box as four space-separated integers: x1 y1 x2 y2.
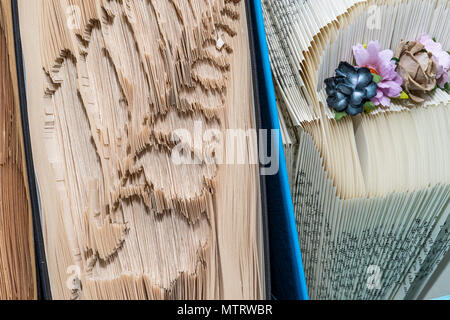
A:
263 0 450 299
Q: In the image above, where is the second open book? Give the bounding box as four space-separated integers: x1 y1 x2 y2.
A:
263 0 450 300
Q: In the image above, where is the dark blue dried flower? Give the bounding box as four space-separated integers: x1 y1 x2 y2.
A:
325 62 378 116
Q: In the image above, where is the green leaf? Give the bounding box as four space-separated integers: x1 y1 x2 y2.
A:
372 73 382 84
444 82 450 92
335 111 348 121
399 91 409 99
363 101 376 114
432 37 437 42
391 57 400 64
432 85 438 92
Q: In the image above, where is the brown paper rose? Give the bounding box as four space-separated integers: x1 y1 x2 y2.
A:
394 40 437 103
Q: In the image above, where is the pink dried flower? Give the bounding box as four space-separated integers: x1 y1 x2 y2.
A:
353 41 403 106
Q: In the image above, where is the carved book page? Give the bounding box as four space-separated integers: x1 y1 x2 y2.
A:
19 0 264 299
0 0 36 300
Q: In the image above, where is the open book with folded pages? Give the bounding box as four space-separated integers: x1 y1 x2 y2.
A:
17 0 267 300
263 0 450 299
